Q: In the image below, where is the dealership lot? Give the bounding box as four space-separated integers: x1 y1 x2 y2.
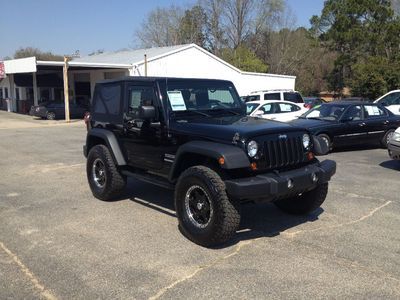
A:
0 111 399 299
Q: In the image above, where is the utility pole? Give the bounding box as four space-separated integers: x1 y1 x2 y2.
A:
144 54 147 76
63 56 70 122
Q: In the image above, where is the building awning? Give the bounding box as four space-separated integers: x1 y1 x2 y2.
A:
14 73 63 87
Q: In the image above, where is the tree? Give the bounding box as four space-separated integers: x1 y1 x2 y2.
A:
220 45 268 72
135 6 184 48
13 47 63 61
310 0 400 94
178 5 208 47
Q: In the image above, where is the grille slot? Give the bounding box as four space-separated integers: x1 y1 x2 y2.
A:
262 136 305 169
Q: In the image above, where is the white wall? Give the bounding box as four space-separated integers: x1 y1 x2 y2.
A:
131 47 296 96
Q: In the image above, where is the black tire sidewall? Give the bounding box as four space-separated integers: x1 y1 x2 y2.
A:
318 133 331 150
382 129 395 148
87 145 115 199
175 173 220 240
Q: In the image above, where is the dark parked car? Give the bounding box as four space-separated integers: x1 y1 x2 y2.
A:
30 101 89 120
83 77 336 247
303 97 326 109
290 102 400 151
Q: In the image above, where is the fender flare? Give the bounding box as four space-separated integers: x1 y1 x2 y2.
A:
169 140 250 180
86 128 127 165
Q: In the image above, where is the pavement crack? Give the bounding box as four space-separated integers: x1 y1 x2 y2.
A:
282 200 392 238
0 241 57 300
148 239 257 300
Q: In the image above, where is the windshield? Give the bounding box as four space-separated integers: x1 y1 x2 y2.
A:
165 80 244 115
302 104 346 121
246 103 259 114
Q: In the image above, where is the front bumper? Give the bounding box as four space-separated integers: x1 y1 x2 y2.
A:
225 160 336 201
388 140 400 160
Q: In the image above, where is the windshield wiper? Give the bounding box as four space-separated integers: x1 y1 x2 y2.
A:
176 110 211 117
208 108 241 115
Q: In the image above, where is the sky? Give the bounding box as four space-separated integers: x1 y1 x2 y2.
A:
0 0 324 59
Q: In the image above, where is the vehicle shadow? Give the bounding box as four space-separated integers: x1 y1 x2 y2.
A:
118 178 323 248
379 160 400 171
331 143 381 153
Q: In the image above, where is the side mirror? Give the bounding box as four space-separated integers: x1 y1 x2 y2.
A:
312 135 329 155
254 110 264 117
139 105 156 119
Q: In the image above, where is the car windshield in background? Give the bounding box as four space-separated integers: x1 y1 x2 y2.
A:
166 81 243 114
302 104 346 121
246 103 259 114
284 92 303 103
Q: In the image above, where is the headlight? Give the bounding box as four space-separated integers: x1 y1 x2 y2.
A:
303 134 310 149
392 132 400 142
247 140 258 157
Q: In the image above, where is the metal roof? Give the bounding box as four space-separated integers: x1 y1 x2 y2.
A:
72 44 191 65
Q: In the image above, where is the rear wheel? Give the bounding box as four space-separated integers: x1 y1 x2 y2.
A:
382 129 395 148
274 183 328 215
175 166 241 247
87 145 126 201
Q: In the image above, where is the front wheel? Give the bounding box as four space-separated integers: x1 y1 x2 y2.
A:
87 145 126 201
46 111 56 120
318 134 332 152
175 166 241 247
274 183 328 215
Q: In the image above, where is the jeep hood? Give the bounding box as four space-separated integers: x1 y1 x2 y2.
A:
169 115 307 142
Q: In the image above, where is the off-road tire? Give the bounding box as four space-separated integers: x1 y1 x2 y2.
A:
175 166 241 247
87 145 126 201
274 183 328 215
318 134 332 152
381 129 395 148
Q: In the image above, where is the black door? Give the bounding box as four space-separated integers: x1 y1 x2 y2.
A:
334 105 369 146
362 104 390 143
121 84 165 171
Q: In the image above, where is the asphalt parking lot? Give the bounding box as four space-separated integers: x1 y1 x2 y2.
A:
1 111 399 299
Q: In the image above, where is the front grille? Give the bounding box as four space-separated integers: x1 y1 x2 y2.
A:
260 135 307 169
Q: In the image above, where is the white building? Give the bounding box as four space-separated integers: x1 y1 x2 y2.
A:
0 44 296 113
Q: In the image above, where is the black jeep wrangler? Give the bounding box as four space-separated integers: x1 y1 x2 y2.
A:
83 77 336 247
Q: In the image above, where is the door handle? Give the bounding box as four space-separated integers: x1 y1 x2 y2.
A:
383 120 389 125
358 122 366 127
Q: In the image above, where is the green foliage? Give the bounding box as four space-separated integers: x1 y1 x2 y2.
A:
311 0 400 96
178 5 207 47
351 57 400 99
14 47 63 61
220 45 268 73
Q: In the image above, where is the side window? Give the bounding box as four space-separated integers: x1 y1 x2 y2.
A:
380 92 400 106
343 105 362 120
284 92 303 103
278 103 298 113
0 88 3 99
128 86 156 116
363 105 386 118
93 84 121 115
264 93 280 100
260 103 273 114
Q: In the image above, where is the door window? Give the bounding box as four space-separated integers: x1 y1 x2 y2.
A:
128 86 156 117
93 84 121 115
284 92 303 103
264 93 280 100
363 105 386 118
260 103 273 114
342 105 362 120
278 103 300 113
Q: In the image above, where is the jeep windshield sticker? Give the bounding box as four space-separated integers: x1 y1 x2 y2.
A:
167 91 187 111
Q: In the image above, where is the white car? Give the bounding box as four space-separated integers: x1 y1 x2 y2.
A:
374 90 400 115
244 89 304 104
246 100 308 122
